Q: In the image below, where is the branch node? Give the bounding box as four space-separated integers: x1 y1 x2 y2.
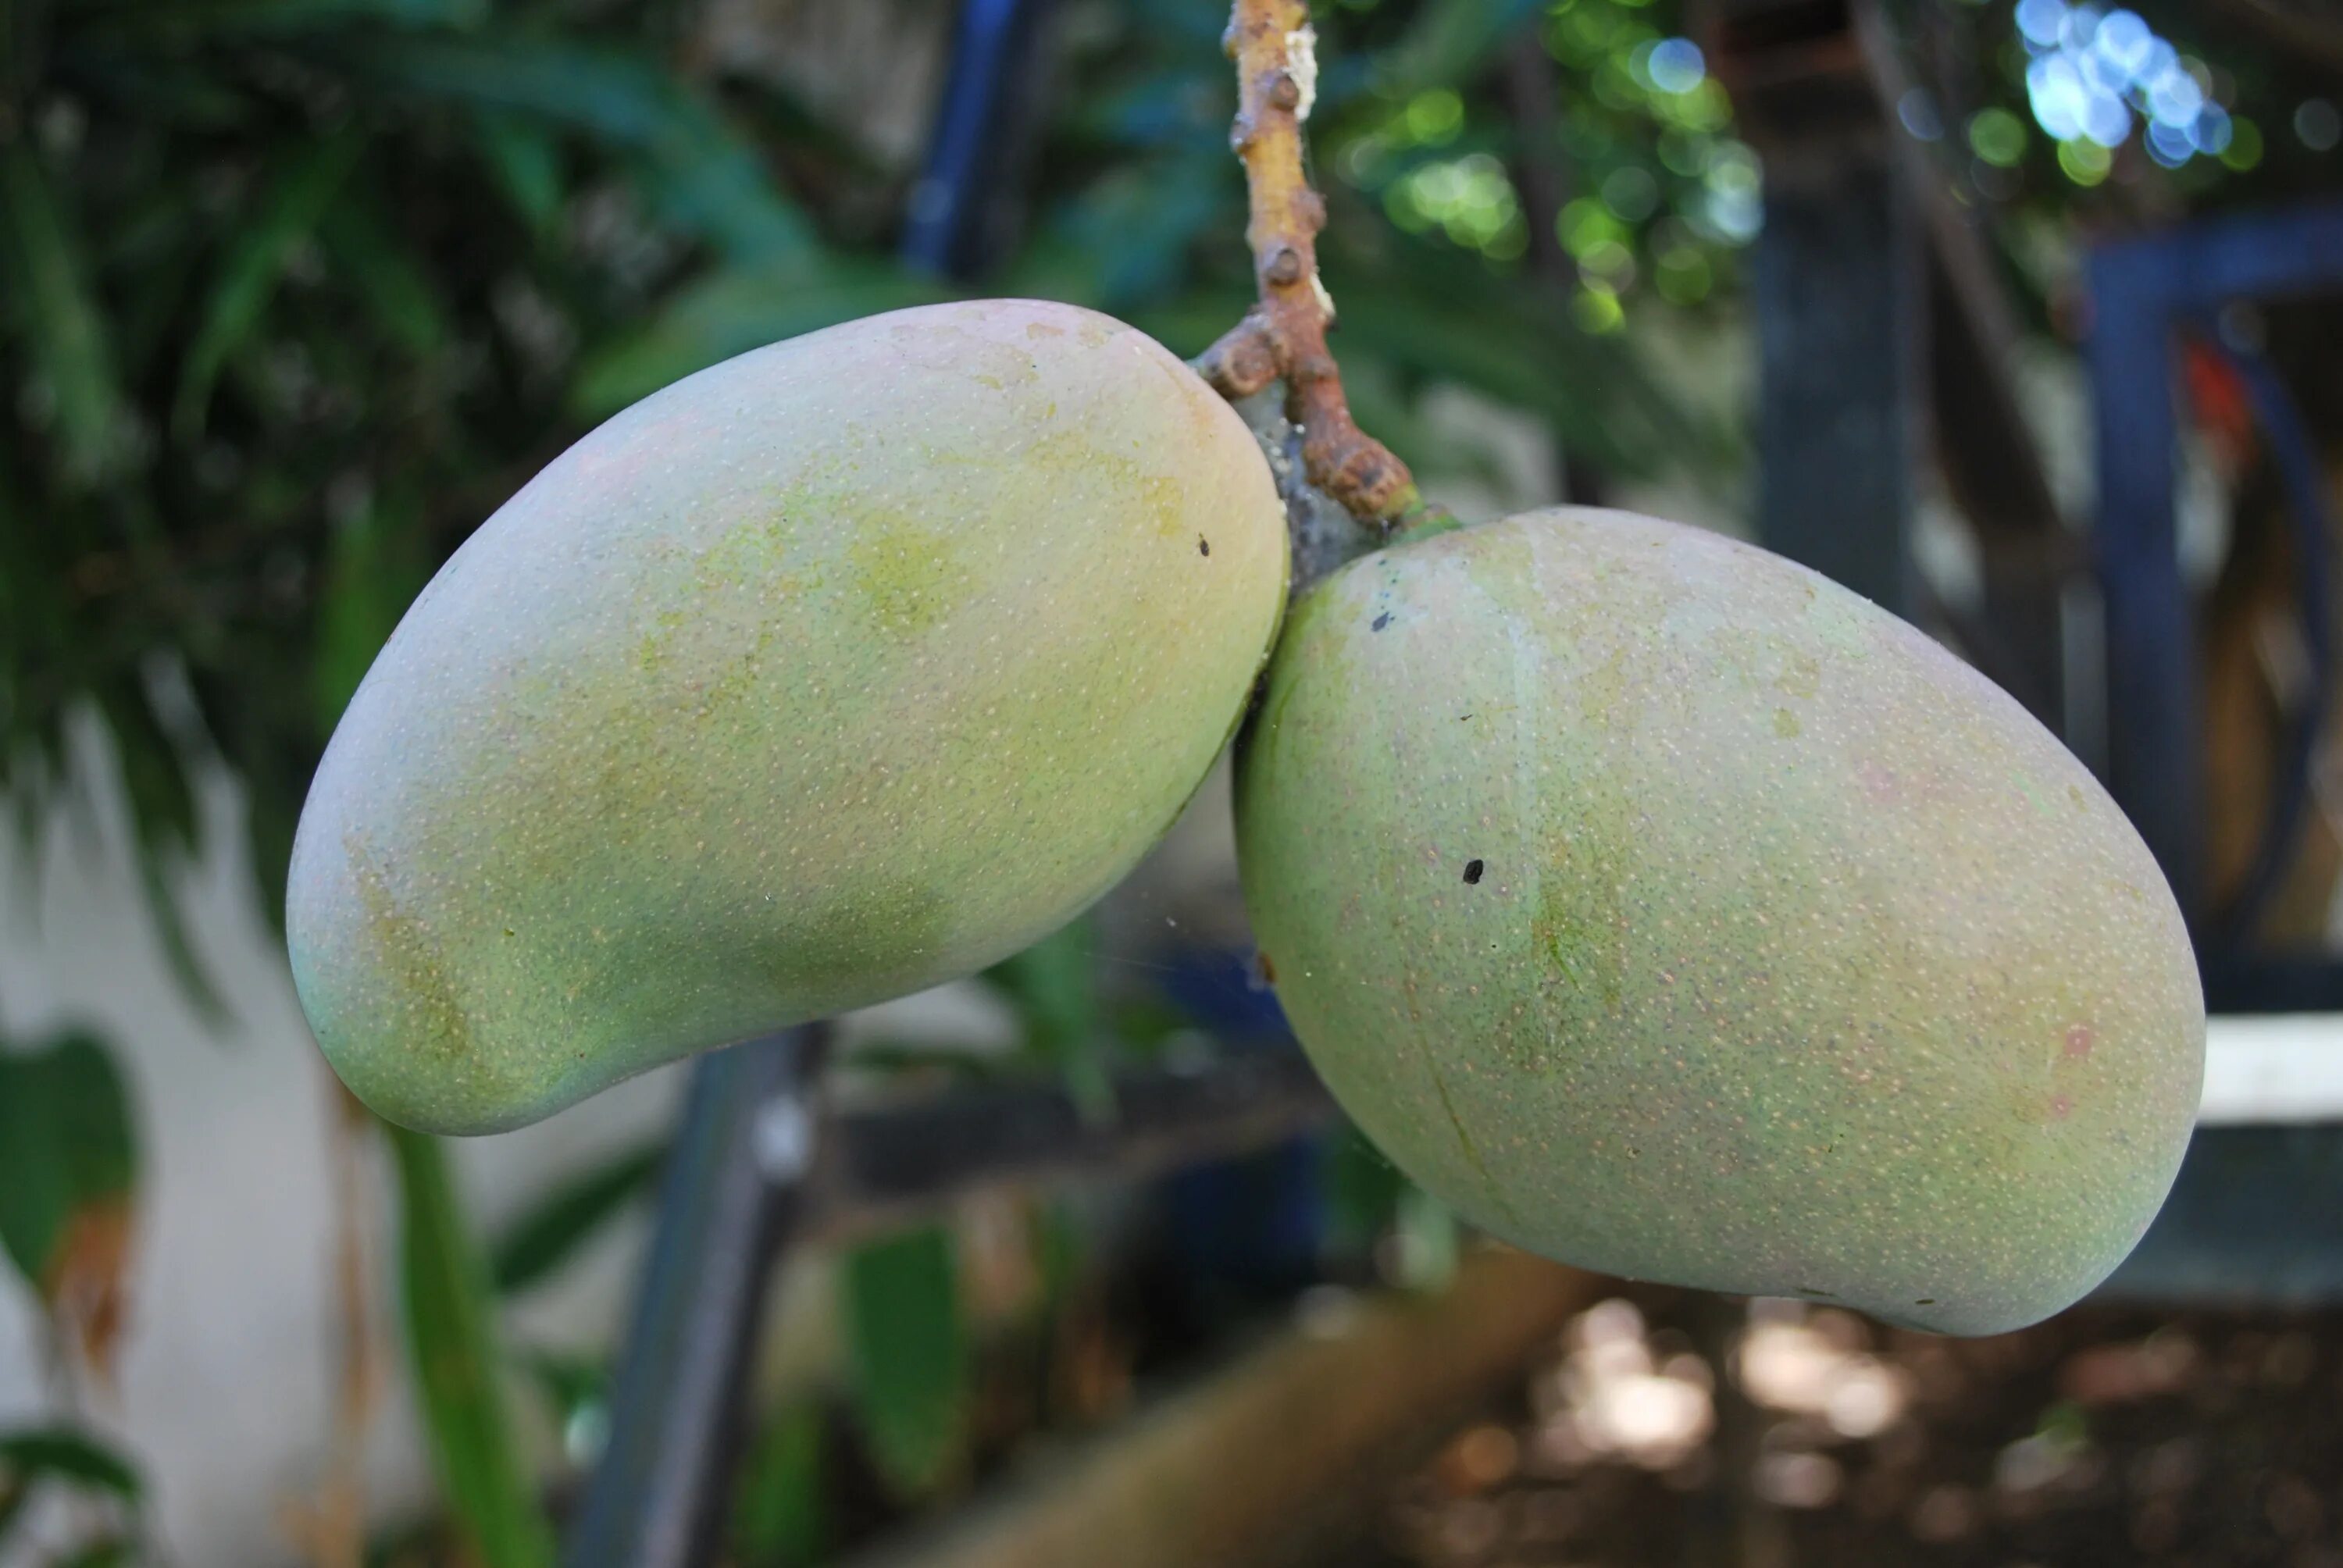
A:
1196 316 1282 400
1207 0 1420 529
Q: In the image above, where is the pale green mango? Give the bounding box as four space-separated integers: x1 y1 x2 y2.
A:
1236 508 2202 1335
291 300 1287 1135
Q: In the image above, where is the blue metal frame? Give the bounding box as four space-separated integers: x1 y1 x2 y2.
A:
2086 202 2343 1306
2202 333 2338 950
2087 200 2343 1011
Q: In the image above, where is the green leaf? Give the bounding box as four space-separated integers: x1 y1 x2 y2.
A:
1327 265 1714 480
80 0 487 36
0 1428 143 1499
573 262 949 414
1045 150 1233 310
473 111 565 234
386 1124 553 1568
60 50 255 130
0 1033 137 1293
318 194 453 359
517 1347 606 1431
1378 0 1550 94
0 144 130 484
173 128 366 440
982 918 1097 1058
0 1 33 98
489 1142 663 1297
841 1224 968 1499
0 1432 137 1562
91 675 226 1023
516 1348 610 1471
1322 1121 1409 1257
1032 1199 1086 1310
345 36 813 264
1122 287 1271 362
313 486 430 733
982 918 1113 1121
732 1402 826 1567
101 186 211 378
54 1541 135 1568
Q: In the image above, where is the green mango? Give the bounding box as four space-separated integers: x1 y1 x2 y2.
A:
1236 508 2202 1335
291 300 1288 1135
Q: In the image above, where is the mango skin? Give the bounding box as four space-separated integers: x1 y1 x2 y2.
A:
291 299 1287 1135
1236 508 2203 1335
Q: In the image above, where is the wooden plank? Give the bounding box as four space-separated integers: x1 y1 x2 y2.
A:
851 1247 1601 1568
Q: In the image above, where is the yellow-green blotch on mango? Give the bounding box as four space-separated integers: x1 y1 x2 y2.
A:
290 299 1288 1135
1236 508 2202 1335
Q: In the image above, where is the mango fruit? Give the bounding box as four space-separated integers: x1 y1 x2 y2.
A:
290 299 1288 1135
1236 508 2202 1335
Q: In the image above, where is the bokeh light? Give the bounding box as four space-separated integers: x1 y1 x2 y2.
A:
1386 151 1527 259
1968 106 2029 166
1643 37 1706 94
2298 98 2342 152
2014 0 2234 179
2222 114 2265 169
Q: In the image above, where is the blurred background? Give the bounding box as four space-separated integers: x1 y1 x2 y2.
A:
2 0 2341 1563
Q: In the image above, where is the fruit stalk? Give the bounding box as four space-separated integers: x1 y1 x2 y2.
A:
1197 0 1421 528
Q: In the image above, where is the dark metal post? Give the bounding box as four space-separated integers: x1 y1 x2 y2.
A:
1751 156 1923 615
1849 0 2074 730
1705 0 1926 617
2085 244 2198 920
562 1026 831 1568
901 0 1062 280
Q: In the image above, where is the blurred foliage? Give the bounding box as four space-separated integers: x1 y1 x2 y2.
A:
8 0 2329 1559
0 1028 137 1393
981 914 1118 1117
387 1124 552 1568
732 1400 829 1567
0 1426 144 1565
0 1031 135 1296
842 1224 971 1500
487 1139 664 1297
1324 1118 1412 1256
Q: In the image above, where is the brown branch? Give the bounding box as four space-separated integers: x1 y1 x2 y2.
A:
1198 0 1420 528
